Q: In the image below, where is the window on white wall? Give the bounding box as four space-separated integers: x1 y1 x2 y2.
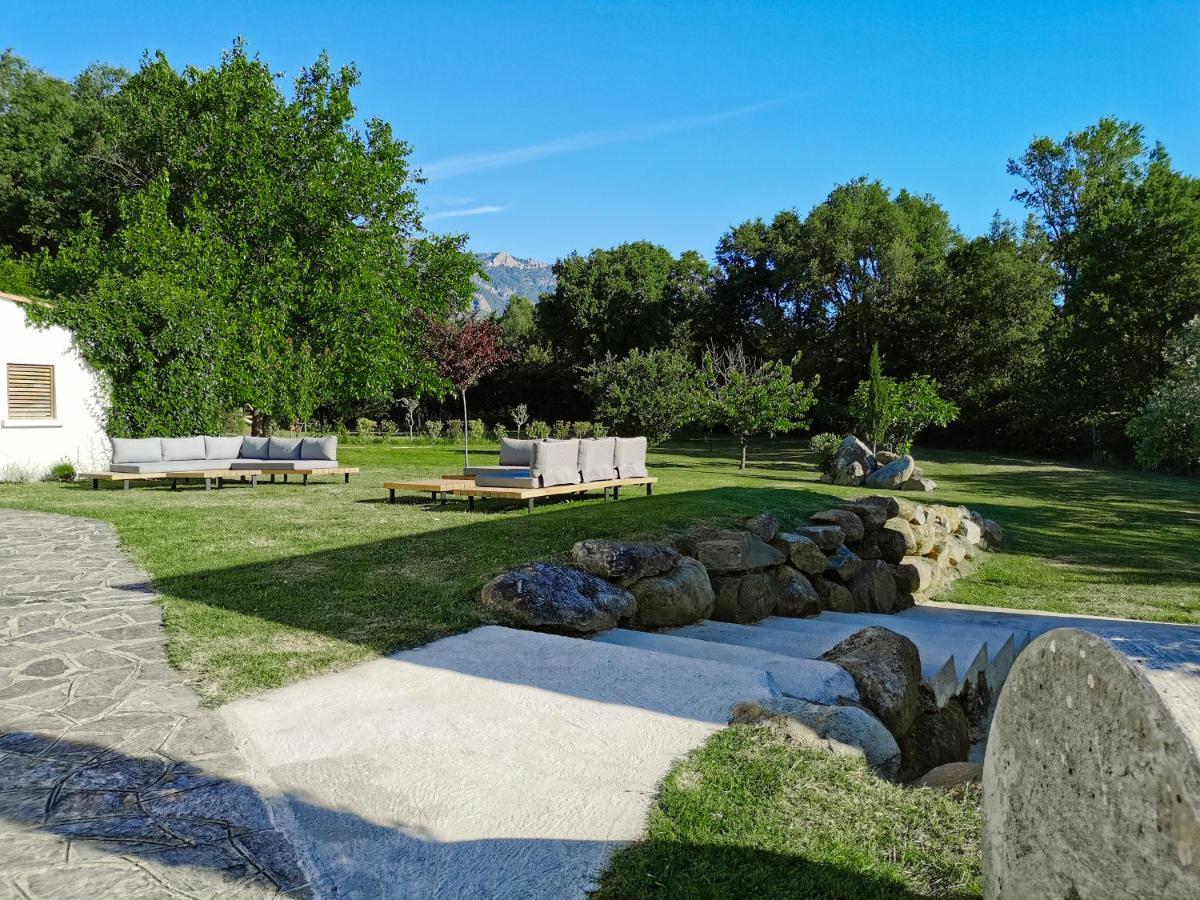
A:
6 363 56 419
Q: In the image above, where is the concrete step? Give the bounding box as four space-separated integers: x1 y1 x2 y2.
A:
805 611 1020 696
592 629 859 705
670 619 961 706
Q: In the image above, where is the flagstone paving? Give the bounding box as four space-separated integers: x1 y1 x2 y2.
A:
0 508 318 899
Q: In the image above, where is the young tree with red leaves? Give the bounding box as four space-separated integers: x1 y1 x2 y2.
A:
421 313 512 464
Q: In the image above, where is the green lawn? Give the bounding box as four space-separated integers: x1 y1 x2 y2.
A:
3 437 1197 898
1 439 1197 704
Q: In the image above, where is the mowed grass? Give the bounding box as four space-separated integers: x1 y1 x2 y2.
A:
592 725 983 900
1 439 1198 704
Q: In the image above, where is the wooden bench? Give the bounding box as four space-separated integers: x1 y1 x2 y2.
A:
81 470 263 491
258 466 359 485
384 476 657 513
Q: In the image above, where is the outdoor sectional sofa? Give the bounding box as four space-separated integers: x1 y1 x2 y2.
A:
84 435 358 490
384 436 655 512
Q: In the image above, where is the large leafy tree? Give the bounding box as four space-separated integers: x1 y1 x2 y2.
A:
1126 317 1200 473
25 42 476 434
581 346 704 444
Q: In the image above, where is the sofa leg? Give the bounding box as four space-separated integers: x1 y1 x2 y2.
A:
391 489 397 504
283 474 288 484
527 498 535 514
613 486 620 500
344 472 350 484
646 483 653 496
217 478 224 490
467 496 475 512
203 477 212 492
270 474 276 484
92 478 99 490
303 474 309 486
123 479 130 491
250 475 258 487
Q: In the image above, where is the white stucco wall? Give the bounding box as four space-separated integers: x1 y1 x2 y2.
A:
0 297 109 477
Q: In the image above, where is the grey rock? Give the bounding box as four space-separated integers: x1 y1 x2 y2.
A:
894 556 937 594
630 558 715 627
877 525 909 565
481 563 636 633
832 461 865 486
916 760 983 791
771 532 827 574
19 657 70 678
731 698 900 778
823 544 863 582
820 627 922 738
738 512 780 542
846 494 901 519
875 450 900 466
570 539 680 586
969 510 1004 546
831 435 876 478
900 476 937 493
898 688 970 781
863 455 916 489
792 524 845 552
686 529 785 574
847 559 898 614
810 508 865 543
810 574 855 612
840 500 889 531
710 572 780 624
770 566 820 618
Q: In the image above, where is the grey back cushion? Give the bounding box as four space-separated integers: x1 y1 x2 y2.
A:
614 436 649 478
579 437 618 482
161 436 206 461
499 437 537 467
110 437 163 464
240 436 270 459
531 438 581 487
301 436 337 461
268 437 303 459
204 435 244 459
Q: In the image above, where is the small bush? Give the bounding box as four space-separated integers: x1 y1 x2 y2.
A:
0 462 42 484
571 420 593 438
491 423 508 443
50 461 76 482
355 417 377 441
424 419 444 440
333 421 349 441
592 422 609 438
527 420 551 439
447 420 465 442
379 420 400 438
551 420 571 439
809 432 842 473
467 419 486 442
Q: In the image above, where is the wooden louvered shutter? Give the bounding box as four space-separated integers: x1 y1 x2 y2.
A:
6 364 55 419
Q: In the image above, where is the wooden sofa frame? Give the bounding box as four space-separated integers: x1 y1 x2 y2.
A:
383 475 656 513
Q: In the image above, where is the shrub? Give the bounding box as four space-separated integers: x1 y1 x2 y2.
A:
511 403 529 437
571 421 594 438
491 423 508 443
582 346 704 444
49 461 77 483
424 419 444 440
0 462 42 484
333 421 349 442
1127 318 1200 472
447 419 465 442
850 375 958 454
527 420 551 439
379 420 400 438
551 420 572 439
809 433 842 473
467 419 486 442
592 422 609 438
355 417 377 441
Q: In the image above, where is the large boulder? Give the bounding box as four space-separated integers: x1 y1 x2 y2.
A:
710 572 779 624
846 559 898 614
831 435 875 480
731 698 900 779
840 500 889 531
847 494 901 519
571 539 679 586
738 512 780 542
810 574 855 612
898 688 971 782
900 477 936 493
771 566 821 618
771 532 827 574
481 563 636 633
969 511 1004 546
893 556 938 594
832 461 865 486
792 524 844 552
863 455 916 489
916 761 983 792
875 450 900 467
630 558 715 627
876 523 910 565
820 627 922 738
686 529 785 575
810 509 865 543
957 517 983 546
823 544 863 582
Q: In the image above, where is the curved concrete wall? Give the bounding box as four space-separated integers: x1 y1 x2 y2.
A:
983 627 1200 898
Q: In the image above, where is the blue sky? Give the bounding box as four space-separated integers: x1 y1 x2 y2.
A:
7 1 1199 262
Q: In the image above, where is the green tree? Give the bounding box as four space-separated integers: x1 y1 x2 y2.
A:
581 347 703 444
1126 317 1200 472
850 375 958 454
703 344 818 469
864 342 890 453
27 42 475 434
498 295 535 345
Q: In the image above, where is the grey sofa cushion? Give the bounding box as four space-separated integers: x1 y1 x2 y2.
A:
111 459 225 474
161 436 205 461
498 437 538 467
110 437 163 464
301 436 337 461
204 435 243 459
240 436 270 458
474 474 540 489
463 465 530 477
230 459 339 470
268 437 302 459
579 437 618 482
614 436 649 478
531 438 581 487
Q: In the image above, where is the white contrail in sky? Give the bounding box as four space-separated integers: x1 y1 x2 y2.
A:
426 205 505 220
422 97 794 179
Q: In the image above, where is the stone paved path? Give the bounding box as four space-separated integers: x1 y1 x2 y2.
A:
0 508 318 899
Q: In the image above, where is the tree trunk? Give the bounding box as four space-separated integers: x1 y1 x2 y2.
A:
250 408 270 437
462 390 470 466
740 442 748 470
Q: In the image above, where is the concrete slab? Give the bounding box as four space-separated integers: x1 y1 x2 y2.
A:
221 626 777 899
592 628 859 705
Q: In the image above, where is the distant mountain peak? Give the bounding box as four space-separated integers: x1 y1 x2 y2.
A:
479 251 550 270
471 250 557 315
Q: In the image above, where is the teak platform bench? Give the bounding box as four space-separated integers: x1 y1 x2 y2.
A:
81 466 359 491
383 475 657 513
